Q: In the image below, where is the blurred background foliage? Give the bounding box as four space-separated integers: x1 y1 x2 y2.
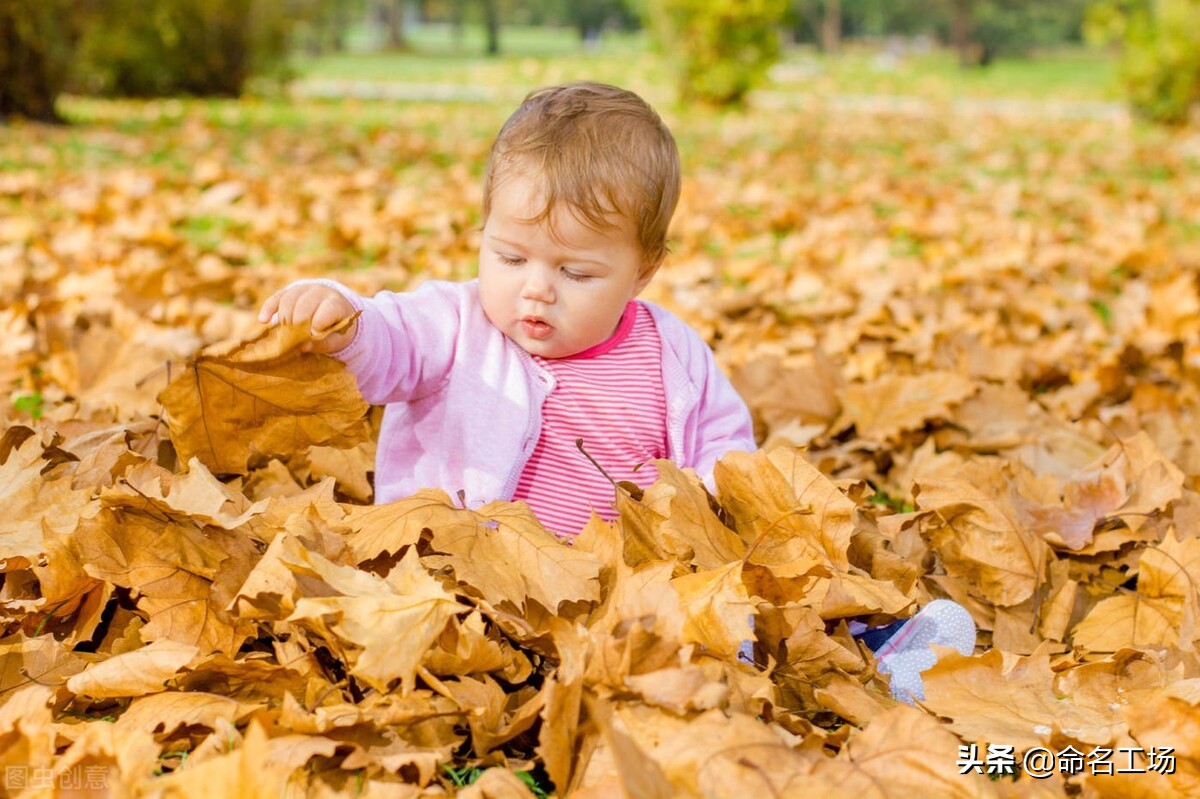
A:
1085 0 1200 125
0 0 1197 122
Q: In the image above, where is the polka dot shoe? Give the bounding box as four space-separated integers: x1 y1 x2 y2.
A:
874 599 977 704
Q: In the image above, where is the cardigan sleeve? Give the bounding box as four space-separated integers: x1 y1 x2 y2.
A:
293 278 465 405
650 305 757 490
686 339 757 490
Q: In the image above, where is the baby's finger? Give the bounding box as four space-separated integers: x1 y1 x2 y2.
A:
258 291 282 324
289 289 329 331
270 287 307 326
311 296 351 335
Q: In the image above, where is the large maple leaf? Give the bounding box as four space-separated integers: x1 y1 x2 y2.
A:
158 320 369 475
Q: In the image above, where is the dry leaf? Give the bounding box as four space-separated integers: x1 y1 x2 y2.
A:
66 639 199 698
286 546 462 693
158 320 369 474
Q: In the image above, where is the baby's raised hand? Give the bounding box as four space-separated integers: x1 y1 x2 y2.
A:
258 284 357 353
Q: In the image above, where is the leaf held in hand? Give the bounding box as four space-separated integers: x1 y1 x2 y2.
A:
158 319 369 475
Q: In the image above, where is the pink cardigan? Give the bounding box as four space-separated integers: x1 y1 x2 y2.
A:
311 278 756 507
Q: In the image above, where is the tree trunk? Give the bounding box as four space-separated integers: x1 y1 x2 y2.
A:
384 0 406 50
949 0 978 67
0 0 68 123
821 0 841 55
481 0 500 56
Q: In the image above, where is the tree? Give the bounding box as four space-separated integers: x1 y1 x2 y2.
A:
1087 0 1200 124
822 0 842 53
567 0 638 43
641 0 789 106
480 0 500 55
72 0 290 97
375 0 409 50
944 0 1090 66
0 0 83 122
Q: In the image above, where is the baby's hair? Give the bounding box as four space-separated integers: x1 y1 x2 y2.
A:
483 81 681 276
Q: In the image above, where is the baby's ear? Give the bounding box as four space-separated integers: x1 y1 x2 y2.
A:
633 259 661 295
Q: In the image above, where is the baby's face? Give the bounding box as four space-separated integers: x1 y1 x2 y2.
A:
478 171 651 359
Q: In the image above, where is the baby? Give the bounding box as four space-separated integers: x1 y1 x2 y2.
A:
259 81 756 536
259 82 975 700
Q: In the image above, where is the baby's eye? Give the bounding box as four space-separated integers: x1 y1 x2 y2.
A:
562 269 594 282
497 254 524 266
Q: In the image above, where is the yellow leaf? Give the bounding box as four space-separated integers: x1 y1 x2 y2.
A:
113 691 244 739
816 704 1000 798
0 435 95 572
66 639 199 698
286 547 461 694
424 500 602 613
538 617 587 794
458 768 541 799
641 460 747 569
306 441 375 502
158 320 369 475
343 487 471 563
672 562 753 659
1073 532 1200 652
714 448 854 577
914 471 1048 606
149 719 295 798
103 457 266 529
836 371 977 441
76 509 250 655
921 645 1125 750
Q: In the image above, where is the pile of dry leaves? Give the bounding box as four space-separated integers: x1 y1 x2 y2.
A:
2 99 1200 797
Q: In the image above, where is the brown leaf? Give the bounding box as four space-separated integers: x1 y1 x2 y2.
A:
921 645 1125 750
538 616 588 794
0 634 87 697
1014 466 1126 550
1073 532 1200 653
1115 684 1200 797
458 768 538 799
286 547 462 694
0 685 57 774
158 320 369 475
836 371 977 441
424 500 602 613
66 639 199 698
113 691 244 738
715 448 854 577
146 719 296 798
914 468 1049 606
730 351 842 439
816 704 1000 798
305 441 375 502
672 562 754 659
640 460 746 569
585 561 687 688
342 488 470 562
104 457 266 529
53 716 162 798
76 508 251 655
0 435 95 572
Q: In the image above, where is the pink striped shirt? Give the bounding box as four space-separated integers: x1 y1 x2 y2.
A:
512 301 667 536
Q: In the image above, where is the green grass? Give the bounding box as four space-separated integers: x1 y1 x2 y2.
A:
288 22 1121 106
772 45 1121 102
289 24 660 93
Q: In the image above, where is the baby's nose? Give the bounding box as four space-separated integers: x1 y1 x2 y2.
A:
521 275 555 303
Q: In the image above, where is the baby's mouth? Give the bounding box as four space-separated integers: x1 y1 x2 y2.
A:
521 316 554 340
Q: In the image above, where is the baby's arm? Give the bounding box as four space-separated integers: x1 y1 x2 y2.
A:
689 347 757 486
258 279 463 404
654 309 756 488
